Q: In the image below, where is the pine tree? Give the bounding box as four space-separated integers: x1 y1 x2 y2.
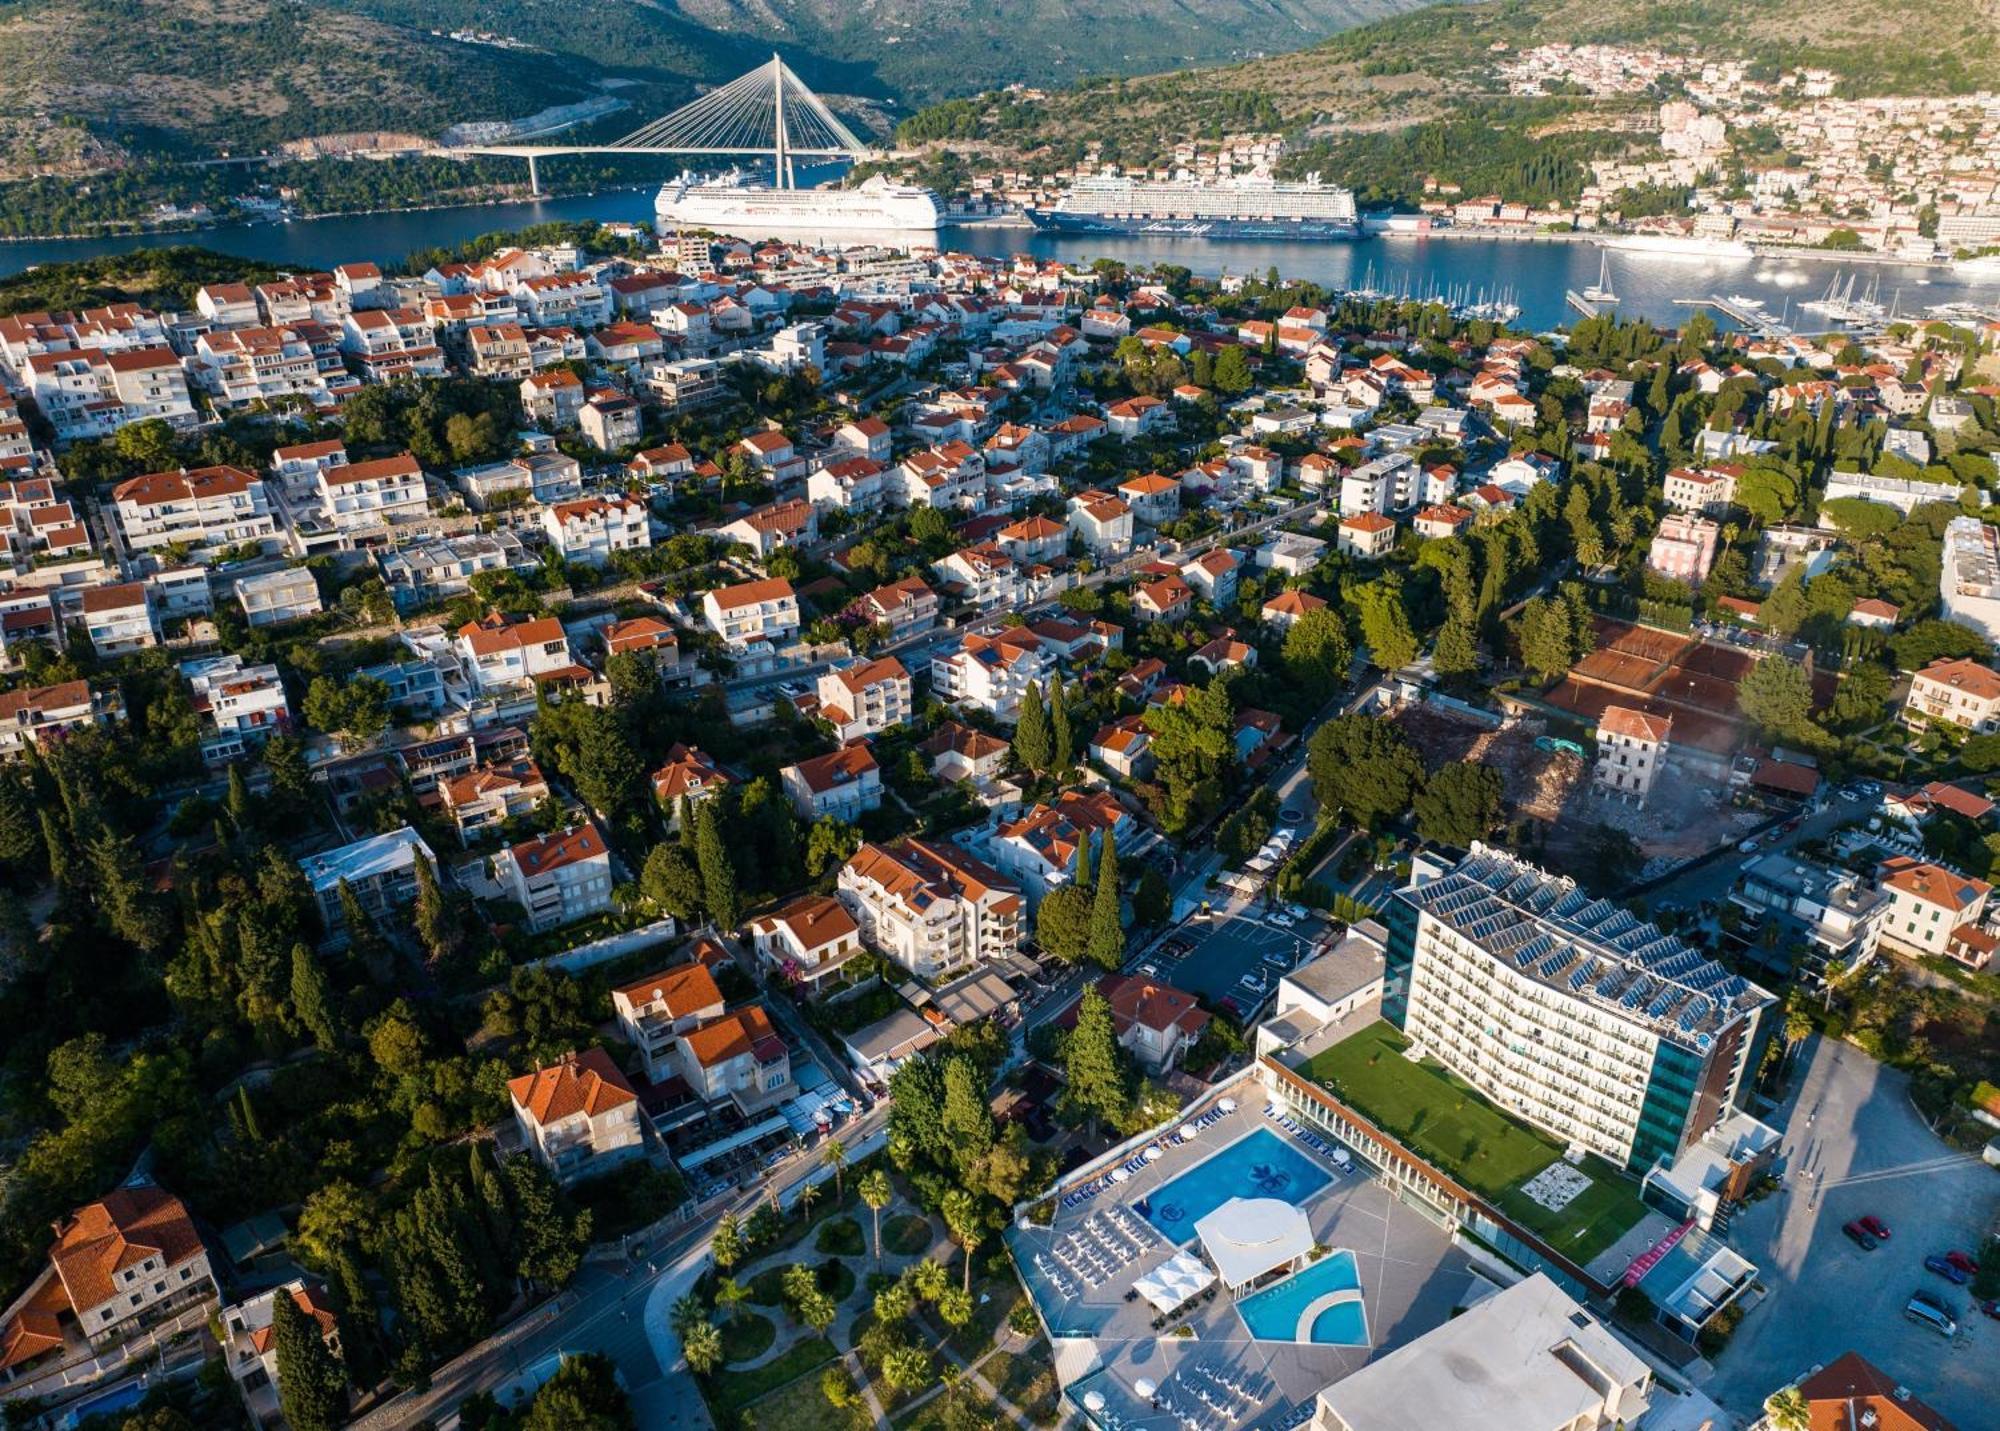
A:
694 799 741 930
1012 680 1052 772
1050 680 1073 773
1086 830 1124 970
290 943 341 1050
940 1057 995 1175
1433 616 1478 676
1060 985 1131 1137
272 1288 348 1431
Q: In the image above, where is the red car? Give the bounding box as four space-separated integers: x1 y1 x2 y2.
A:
1945 1250 1979 1276
1859 1215 1892 1241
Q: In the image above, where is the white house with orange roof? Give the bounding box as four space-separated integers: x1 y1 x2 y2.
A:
493 822 614 931
1262 588 1329 632
1133 572 1193 624
1067 490 1135 555
1903 658 2000 733
319 452 428 533
990 790 1134 909
651 743 732 827
837 839 1022 981
816 656 912 741
221 1279 342 1422
1105 395 1172 439
112 465 277 555
808 456 888 514
781 742 883 822
508 1048 645 1184
544 494 652 568
1593 705 1671 806
520 368 585 427
677 1005 792 1115
612 962 726 1081
1875 856 1993 966
934 544 1024 610
438 757 548 843
1118 471 1181 525
702 576 799 649
833 416 893 463
1337 512 1398 560
454 614 571 693
1412 503 1474 540
751 893 864 993
1663 467 1737 514
720 498 817 560
1089 714 1153 780
851 575 938 638
931 626 1053 722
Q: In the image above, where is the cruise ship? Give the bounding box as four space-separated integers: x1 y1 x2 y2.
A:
1603 233 1755 260
1027 172 1359 241
655 171 942 238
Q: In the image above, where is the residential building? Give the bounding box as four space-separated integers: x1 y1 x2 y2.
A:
1133 574 1193 623
1662 467 1736 513
0 680 111 757
1940 515 2000 643
612 963 726 1083
112 465 277 556
750 894 864 993
780 741 884 822
23 346 197 442
1647 513 1721 583
808 456 888 513
319 453 429 533
989 790 1132 909
1390 845 1776 1171
507 1047 645 1184
300 826 436 932
1902 657 2000 733
852 576 939 638
678 1004 792 1115
542 495 651 567
1067 491 1135 555
80 582 156 656
1180 549 1239 607
1257 923 1387 1058
720 498 817 560
378 532 531 609
921 721 1010 785
439 758 550 844
1262 589 1329 632
455 614 572 694
1090 973 1210 1073
816 656 912 741
180 654 289 763
1336 512 1397 560
234 567 322 628
1118 471 1181 524
1875 856 1992 967
1593 705 1671 806
0 1184 218 1375
220 1281 342 1424
1089 714 1153 780
494 823 613 932
520 369 586 427
1730 852 1885 980
1759 1351 1958 1431
579 393 642 452
1311 1273 1650 1431
930 626 1055 722
702 577 800 650
837 839 1023 981
652 743 732 826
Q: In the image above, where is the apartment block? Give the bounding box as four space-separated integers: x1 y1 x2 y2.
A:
612 962 726 1083
542 495 651 567
837 839 1022 982
493 823 613 932
112 465 277 556
1388 845 1775 1172
702 576 800 650
180 653 290 763
816 656 913 741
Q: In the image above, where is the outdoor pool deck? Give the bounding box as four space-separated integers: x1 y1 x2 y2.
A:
1011 1095 1481 1428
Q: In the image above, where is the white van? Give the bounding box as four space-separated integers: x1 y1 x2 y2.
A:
1905 1293 1958 1339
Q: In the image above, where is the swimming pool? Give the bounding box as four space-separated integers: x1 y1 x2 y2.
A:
1139 1127 1332 1242
1236 1250 1369 1346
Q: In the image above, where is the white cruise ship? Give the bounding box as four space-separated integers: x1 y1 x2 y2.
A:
1603 233 1755 260
1029 171 1359 241
655 172 941 238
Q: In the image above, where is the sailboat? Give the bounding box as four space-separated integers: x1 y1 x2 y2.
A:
1582 248 1618 304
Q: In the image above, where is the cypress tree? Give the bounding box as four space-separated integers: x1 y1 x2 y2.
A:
1060 985 1131 1137
412 857 462 969
236 1085 263 1143
290 942 341 1050
1086 829 1125 969
1012 680 1051 772
1050 679 1073 772
226 763 252 831
272 1287 347 1431
694 799 741 930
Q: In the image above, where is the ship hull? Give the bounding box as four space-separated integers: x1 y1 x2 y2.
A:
655 182 941 237
1025 210 1359 241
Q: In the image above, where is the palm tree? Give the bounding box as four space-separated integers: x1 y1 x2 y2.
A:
821 1138 849 1200
714 1276 749 1326
798 1177 821 1220
682 1319 724 1376
1765 1386 1809 1431
941 1189 984 1293
859 1168 893 1264
671 1292 707 1337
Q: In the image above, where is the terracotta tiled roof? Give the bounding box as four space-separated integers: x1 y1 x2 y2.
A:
507 1047 637 1124
612 962 724 1017
49 1186 204 1314
1879 856 1990 912
682 1004 782 1070
1598 705 1672 743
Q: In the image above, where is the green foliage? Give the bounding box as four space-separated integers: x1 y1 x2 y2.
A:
1035 884 1091 964
1141 676 1236 834
1281 607 1353 701
272 1287 348 1431
1307 715 1424 830
1891 619 1992 672
1413 764 1503 849
1353 577 1418 671
1059 985 1131 1134
1737 655 1814 738
1086 830 1125 969
1012 681 1053 773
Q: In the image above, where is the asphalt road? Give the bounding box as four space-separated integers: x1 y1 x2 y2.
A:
1707 1036 2000 1428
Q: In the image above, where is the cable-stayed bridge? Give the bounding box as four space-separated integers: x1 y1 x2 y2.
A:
453 56 873 195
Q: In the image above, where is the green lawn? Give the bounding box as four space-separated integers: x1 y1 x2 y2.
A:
706 1337 839 1418
816 1215 865 1257
721 1312 777 1365
735 1372 871 1431
884 1213 934 1257
1297 1021 1649 1265
987 1346 1062 1427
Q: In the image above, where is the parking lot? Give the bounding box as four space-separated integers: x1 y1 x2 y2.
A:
1141 908 1320 1017
1707 1037 2000 1428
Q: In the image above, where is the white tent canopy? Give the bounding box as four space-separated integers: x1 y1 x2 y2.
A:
1133 1251 1217 1314
1194 1196 1314 1289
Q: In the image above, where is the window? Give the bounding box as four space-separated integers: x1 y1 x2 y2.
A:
129 1294 142 1307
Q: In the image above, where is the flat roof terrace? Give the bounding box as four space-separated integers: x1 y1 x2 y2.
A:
1010 1090 1478 1429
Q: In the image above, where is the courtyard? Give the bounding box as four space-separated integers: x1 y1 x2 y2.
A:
1293 1021 1655 1270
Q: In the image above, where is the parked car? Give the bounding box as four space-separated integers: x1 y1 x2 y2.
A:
1944 1250 1978 1276
1739 838 1760 854
1285 903 1311 921
1924 1254 1970 1285
1859 1215 1892 1241
1981 1299 2000 1322
1842 1221 1879 1251
1271 912 1296 928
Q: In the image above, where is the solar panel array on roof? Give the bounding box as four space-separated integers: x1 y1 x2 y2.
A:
1407 846 1772 1045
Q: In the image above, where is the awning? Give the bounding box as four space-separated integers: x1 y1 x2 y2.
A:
1133 1250 1217 1313
1195 1196 1313 1288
